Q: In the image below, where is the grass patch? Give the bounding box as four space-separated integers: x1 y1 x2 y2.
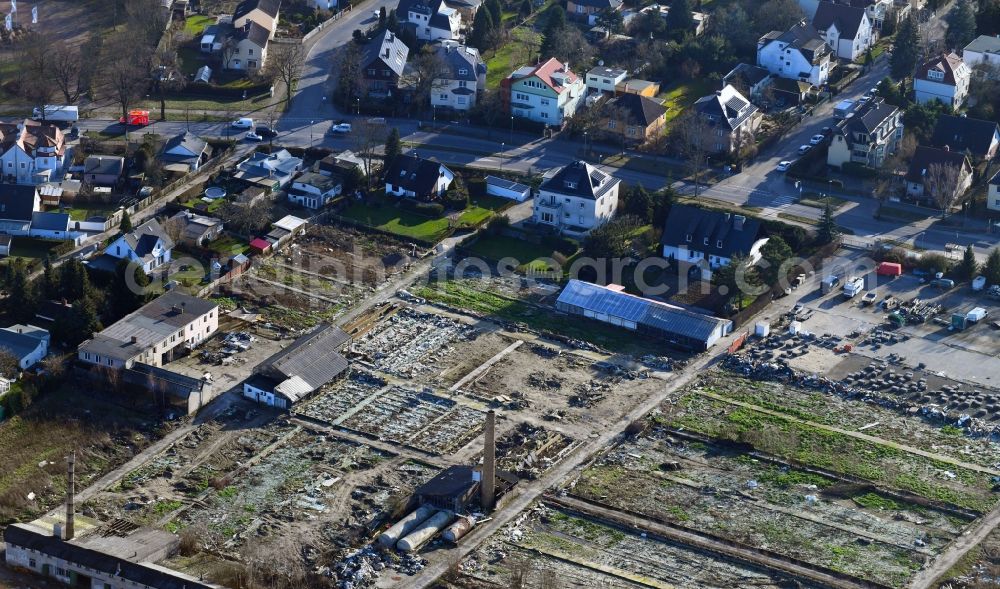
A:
153 499 183 515
880 206 932 223
777 212 819 226
64 206 112 221
659 79 714 127
465 234 560 271
206 234 249 256
339 198 452 243
799 193 849 209
181 197 225 214
852 492 901 511
183 14 215 36
10 237 64 260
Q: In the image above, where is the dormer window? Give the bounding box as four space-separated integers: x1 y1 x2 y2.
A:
458 68 468 76
564 180 577 189
716 240 723 248
927 70 945 81
703 237 709 246
685 233 692 242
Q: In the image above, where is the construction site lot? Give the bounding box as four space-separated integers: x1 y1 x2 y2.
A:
81 405 444 587
224 224 414 331
455 502 830 589
786 271 1000 383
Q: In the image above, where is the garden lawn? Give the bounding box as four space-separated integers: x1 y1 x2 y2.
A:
65 206 112 221
339 202 452 243
466 234 560 271
184 14 215 36
182 198 225 214
456 194 513 227
659 79 715 126
206 235 250 256
10 237 63 260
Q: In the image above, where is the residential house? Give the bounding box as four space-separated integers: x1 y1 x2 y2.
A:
29 212 71 240
798 0 903 31
502 58 586 126
227 21 270 71
615 79 660 97
0 324 49 372
0 120 66 185
827 97 902 168
963 35 1000 73
533 161 620 236
232 0 280 37
361 31 411 98
812 1 874 62
904 146 973 205
914 53 971 109
770 77 813 105
929 114 1000 161
261 215 307 249
167 210 224 247
316 150 365 179
78 291 219 370
288 172 343 209
0 235 10 256
83 155 125 187
601 93 667 144
396 0 461 41
105 218 175 273
160 132 209 173
243 324 351 409
0 185 40 235
566 0 623 25
384 154 455 199
586 66 629 96
660 205 768 281
987 168 1000 212
234 149 303 190
757 22 833 87
722 63 773 105
431 41 486 111
691 85 762 154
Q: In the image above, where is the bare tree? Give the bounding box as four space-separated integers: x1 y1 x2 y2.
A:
731 127 757 169
675 111 710 197
218 200 272 236
101 31 153 121
352 119 389 189
221 36 239 70
151 44 184 121
925 161 964 218
603 101 634 155
50 45 82 103
412 45 448 114
162 213 187 245
16 32 55 117
125 0 169 46
0 351 19 381
266 42 305 109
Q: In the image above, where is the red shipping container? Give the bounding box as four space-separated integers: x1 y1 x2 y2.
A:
876 262 902 277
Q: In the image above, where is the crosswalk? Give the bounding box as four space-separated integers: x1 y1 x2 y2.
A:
745 191 798 208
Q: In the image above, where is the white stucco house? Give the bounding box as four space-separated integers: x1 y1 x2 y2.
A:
0 324 49 372
105 218 175 274
988 169 1000 212
0 120 66 185
757 22 833 87
384 154 454 200
504 58 586 126
288 172 343 209
811 1 874 62
396 0 461 41
533 161 620 237
963 35 1000 74
914 53 971 109
430 41 486 111
586 66 628 96
660 205 768 281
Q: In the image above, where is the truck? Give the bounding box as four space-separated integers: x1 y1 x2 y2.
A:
967 307 989 323
821 275 841 294
119 109 149 126
972 275 987 292
843 276 865 298
31 105 79 123
834 100 856 119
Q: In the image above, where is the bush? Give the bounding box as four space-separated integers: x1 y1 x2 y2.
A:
842 162 876 178
762 219 810 252
443 176 469 210
917 252 952 275
52 241 76 257
540 234 578 256
398 199 445 217
485 214 510 235
877 247 910 265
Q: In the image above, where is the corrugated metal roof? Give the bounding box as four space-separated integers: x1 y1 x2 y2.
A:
259 324 351 399
556 280 730 343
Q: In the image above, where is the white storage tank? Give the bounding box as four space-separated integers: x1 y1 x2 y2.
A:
377 505 436 548
397 511 454 553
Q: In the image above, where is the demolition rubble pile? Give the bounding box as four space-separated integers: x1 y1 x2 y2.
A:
321 545 428 588
727 334 1000 436
494 423 575 479
351 309 478 377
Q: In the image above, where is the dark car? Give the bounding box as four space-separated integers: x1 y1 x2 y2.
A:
256 126 278 139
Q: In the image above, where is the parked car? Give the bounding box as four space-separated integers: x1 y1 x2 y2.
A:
798 145 812 155
245 131 263 142
328 123 352 134
809 134 825 145
776 160 792 172
931 278 955 289
232 117 254 129
821 126 832 135
256 126 278 139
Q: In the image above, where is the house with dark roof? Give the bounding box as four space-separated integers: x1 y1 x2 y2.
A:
502 57 586 125
811 1 874 61
0 185 40 234
756 21 833 87
243 324 351 408
915 53 970 109
660 204 768 281
0 120 66 185
905 146 973 205
384 154 455 200
600 93 667 144
692 84 762 154
396 0 462 40
30 212 71 240
430 41 486 111
167 210 224 247
227 20 270 71
289 171 343 209
159 132 209 172
105 219 175 273
0 324 49 372
963 35 1000 73
566 0 623 25
83 155 124 187
929 114 1000 161
988 168 1000 212
533 161 620 236
828 97 902 168
232 0 280 35
723 63 773 105
798 0 904 32
361 30 411 98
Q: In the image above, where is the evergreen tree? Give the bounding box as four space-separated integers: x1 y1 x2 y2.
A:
983 248 1000 286
596 8 624 34
119 211 132 234
622 184 653 221
665 0 694 35
58 258 92 302
63 295 101 348
6 259 36 323
945 0 977 50
111 259 151 317
957 244 979 281
759 236 793 285
470 8 495 50
712 255 760 311
41 257 56 300
384 127 402 166
540 6 567 57
485 0 503 29
519 0 532 18
816 203 840 245
891 15 920 81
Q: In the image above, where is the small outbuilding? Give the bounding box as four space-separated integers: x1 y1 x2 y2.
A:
485 175 531 202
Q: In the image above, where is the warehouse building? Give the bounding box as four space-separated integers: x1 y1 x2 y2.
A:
555 279 733 350
243 324 351 409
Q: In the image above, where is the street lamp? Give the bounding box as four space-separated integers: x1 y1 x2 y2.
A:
355 98 360 115
310 120 314 148
510 115 514 145
500 142 505 171
433 105 436 127
583 131 588 157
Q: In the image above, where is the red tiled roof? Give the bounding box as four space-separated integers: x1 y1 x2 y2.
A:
916 52 966 86
249 238 271 250
526 58 579 93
